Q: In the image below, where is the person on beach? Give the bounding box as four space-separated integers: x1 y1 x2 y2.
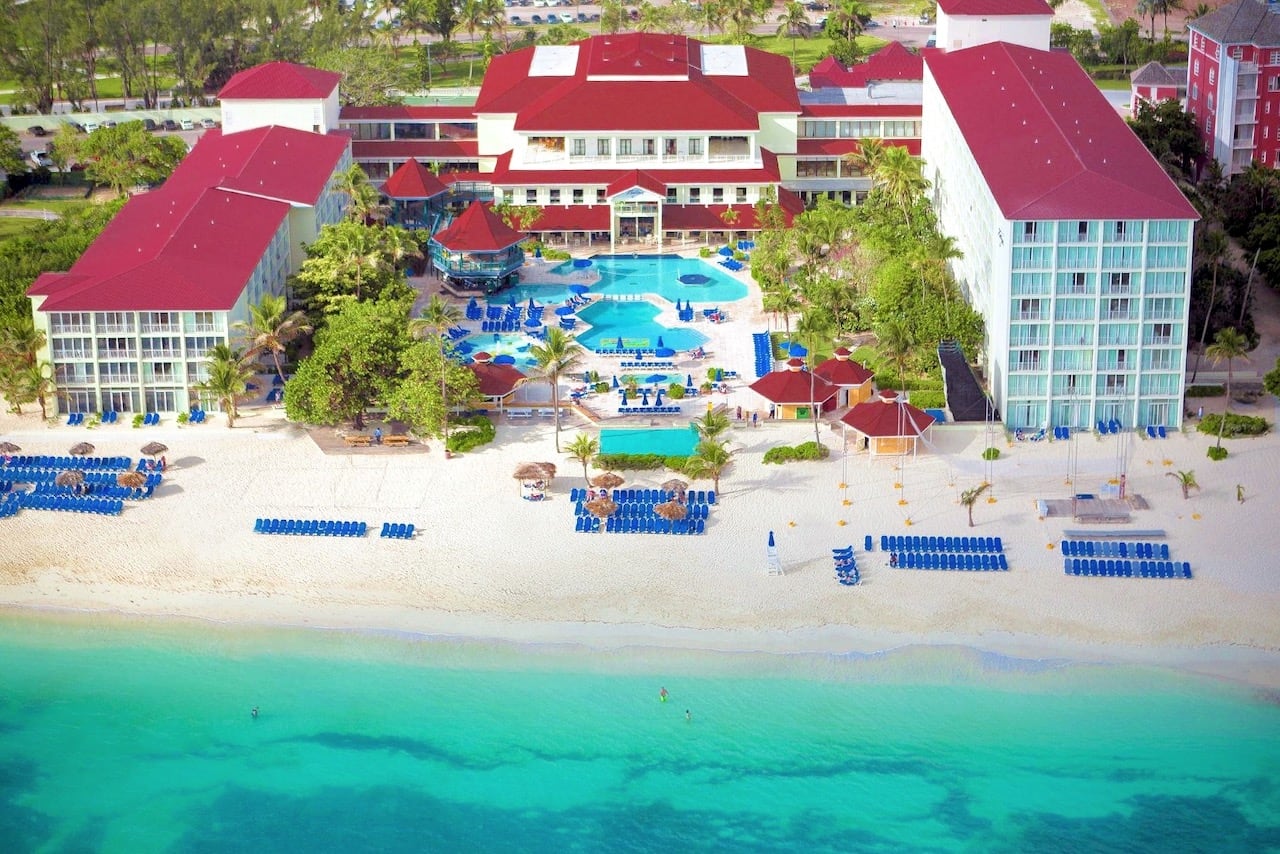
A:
660 687 669 702
1237 484 1245 504
889 552 898 567
373 427 383 445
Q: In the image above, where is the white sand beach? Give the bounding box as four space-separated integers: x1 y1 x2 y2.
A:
2 389 1279 687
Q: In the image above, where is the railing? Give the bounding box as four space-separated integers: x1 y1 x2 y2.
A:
51 325 92 335
97 349 137 359
189 325 221 334
1015 312 1045 321
141 324 179 333
1103 311 1138 321
96 324 135 334
1146 335 1174 345
52 349 92 360
141 348 180 359
1010 337 1050 347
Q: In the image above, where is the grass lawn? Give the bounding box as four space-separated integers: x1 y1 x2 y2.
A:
0 217 38 240
1 196 94 214
1093 77 1132 90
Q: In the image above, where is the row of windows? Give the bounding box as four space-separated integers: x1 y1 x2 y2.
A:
1013 296 1184 321
1008 372 1182 398
1012 246 1188 271
49 312 222 335
798 120 922 139
343 121 478 141
514 186 754 205
1015 220 1187 245
51 336 225 360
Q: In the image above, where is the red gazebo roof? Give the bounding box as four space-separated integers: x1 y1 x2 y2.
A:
468 354 526 396
814 347 874 387
382 158 449 199
433 201 525 252
840 390 936 437
749 358 838 405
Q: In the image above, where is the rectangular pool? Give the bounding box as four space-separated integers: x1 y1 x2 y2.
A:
600 425 699 457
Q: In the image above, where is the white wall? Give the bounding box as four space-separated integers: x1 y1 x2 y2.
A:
221 91 339 135
936 12 1051 52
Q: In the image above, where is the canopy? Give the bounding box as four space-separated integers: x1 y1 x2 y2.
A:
615 337 625 350
554 305 576 316
117 471 146 488
656 336 665 348
655 347 676 358
611 375 620 389
569 284 591 295
140 441 168 456
654 500 688 521
0 441 20 453
492 354 517 365
645 374 667 384
718 246 734 256
69 442 95 456
573 258 593 268
591 472 624 490
527 297 538 312
55 470 84 487
788 343 808 358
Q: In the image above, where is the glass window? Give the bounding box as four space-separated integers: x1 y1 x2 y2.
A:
712 188 724 203
618 139 633 156
689 188 700 203
596 189 607 203
839 121 880 137
549 189 560 204
525 189 537 204
666 188 677 203
597 138 611 156
642 138 656 156
572 189 584 204
688 138 702 156
664 138 677 156
571 138 586 156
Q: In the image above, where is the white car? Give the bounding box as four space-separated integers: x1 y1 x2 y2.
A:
180 119 195 131
29 150 54 169
82 121 101 134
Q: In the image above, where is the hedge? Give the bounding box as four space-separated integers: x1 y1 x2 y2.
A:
906 389 946 409
445 414 496 453
1206 445 1229 461
982 447 1001 461
1185 385 1225 398
1196 413 1270 438
762 441 830 464
595 453 690 471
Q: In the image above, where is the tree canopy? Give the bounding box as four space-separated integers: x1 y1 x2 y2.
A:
1127 99 1205 182
58 121 188 197
291 220 420 316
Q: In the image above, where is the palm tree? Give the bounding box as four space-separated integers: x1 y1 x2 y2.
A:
794 309 831 445
921 231 963 324
762 283 801 338
776 1 811 68
197 344 255 427
876 319 916 391
460 0 487 83
692 408 731 442
20 361 56 420
843 137 885 179
1190 227 1229 382
530 326 584 452
333 163 386 223
960 482 991 527
1205 327 1250 450
234 294 312 387
410 295 464 451
565 432 599 484
0 319 46 370
1165 469 1199 499
875 146 930 225
685 439 732 494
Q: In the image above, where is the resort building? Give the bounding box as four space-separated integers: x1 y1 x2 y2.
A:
922 42 1199 430
933 0 1052 52
1185 0 1280 174
1130 62 1186 117
748 358 839 420
813 347 875 408
27 65 351 416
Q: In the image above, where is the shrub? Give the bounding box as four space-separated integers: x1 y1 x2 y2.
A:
1197 413 1270 438
597 453 669 470
666 383 686 399
907 389 946 409
445 414 495 453
699 247 713 258
594 382 609 395
1186 384 1225 397
982 447 1001 461
1206 445 1229 461
764 441 830 464
132 413 145 428
176 411 190 425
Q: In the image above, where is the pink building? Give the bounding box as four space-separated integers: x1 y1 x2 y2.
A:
1129 62 1185 117
1186 0 1280 174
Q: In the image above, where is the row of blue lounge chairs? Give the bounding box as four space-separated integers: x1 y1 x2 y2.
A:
596 488 716 505
618 406 682 415
0 467 160 488
254 518 367 536
188 409 208 423
618 361 676 370
833 546 860 586
1065 558 1191 578
878 535 1003 554
752 331 772 378
19 493 124 514
892 552 1008 571
380 522 415 539
1062 540 1169 559
139 412 161 425
0 494 17 518
575 500 711 521
1145 425 1170 439
2 455 132 471
577 515 705 535
31 483 153 500
66 411 120 425
719 258 744 272
479 320 531 333
1097 419 1123 434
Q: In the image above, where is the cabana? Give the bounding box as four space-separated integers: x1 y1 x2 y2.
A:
839 390 936 458
813 347 875 408
467 351 528 412
382 158 450 230
430 201 526 294
747 357 838 419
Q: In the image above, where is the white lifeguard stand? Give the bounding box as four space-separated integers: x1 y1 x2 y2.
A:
766 530 783 575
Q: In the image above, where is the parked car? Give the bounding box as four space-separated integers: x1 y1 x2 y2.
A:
28 125 47 137
82 121 101 133
510 14 525 23
162 119 180 131
805 1 828 9
180 118 195 131
200 118 218 129
29 150 54 169
577 11 587 21
101 120 117 129
531 13 542 23
141 118 158 131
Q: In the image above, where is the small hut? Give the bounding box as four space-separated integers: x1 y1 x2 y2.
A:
813 347 875 408
748 358 839 420
839 389 936 458
429 201 526 294
468 352 528 412
382 158 449 230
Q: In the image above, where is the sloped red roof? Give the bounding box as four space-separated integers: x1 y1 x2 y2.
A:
606 170 667 199
172 126 349 206
814 349 874 386
749 362 838 405
924 44 1199 221
469 360 527 396
219 62 341 100
433 201 525 251
487 149 782 187
840 391 936 437
524 205 611 231
809 43 924 89
382 158 449 199
937 0 1052 14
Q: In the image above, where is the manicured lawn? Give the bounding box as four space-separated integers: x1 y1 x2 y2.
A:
0 217 38 240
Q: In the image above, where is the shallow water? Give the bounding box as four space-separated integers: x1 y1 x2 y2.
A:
1 613 1277 853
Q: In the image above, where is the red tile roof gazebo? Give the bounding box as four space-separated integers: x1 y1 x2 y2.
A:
840 389 936 458
748 357 838 419
814 347 875 408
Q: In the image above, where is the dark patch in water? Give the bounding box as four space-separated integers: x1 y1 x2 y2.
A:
0 757 55 851
279 731 509 771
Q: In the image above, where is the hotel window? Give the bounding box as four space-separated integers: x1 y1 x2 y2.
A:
1021 221 1041 241
688 138 702 156
1151 323 1173 344
1070 273 1087 293
1011 350 1042 371
618 139 632 156
1103 374 1127 395
735 187 747 203
1209 69 1215 85
1207 94 1214 111
1193 59 1200 75
1270 76 1280 92
689 188 700 203
549 189 561 204
1230 47 1243 60
642 138 656 156
597 139 610 156
525 189 537 204
1077 221 1090 240
840 120 880 137
664 138 677 156
572 189 584 204
1145 349 1176 371
1107 298 1131 319
666 188 677 203
1109 272 1132 292
596 189 607 203
712 188 724 203
1191 83 1198 100
571 138 586 156
1271 51 1280 64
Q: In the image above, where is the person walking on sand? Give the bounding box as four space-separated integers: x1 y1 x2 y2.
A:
1237 484 1246 504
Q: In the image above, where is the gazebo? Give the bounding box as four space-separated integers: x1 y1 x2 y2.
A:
814 347 875 408
382 158 449 230
748 357 838 420
467 352 527 411
430 201 526 294
839 389 936 458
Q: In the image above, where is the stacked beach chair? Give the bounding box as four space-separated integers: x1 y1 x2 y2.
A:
833 546 860 586
752 332 773 377
380 522 415 539
254 518 367 536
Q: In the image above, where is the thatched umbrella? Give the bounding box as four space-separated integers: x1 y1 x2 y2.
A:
55 470 85 489
0 441 20 454
535 462 557 481
584 497 618 531
69 442 95 456
513 462 548 482
591 472 625 492
117 471 147 489
654 500 689 522
661 478 689 500
140 441 168 457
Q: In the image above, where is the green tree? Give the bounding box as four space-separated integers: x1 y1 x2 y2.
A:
285 297 413 429
794 309 831 445
876 318 916 390
843 136 884 180
529 326 584 452
0 125 24 177
692 408 731 442
233 293 312 386
407 294 464 448
197 344 255 427
19 360 56 420
959 482 991 527
825 0 868 65
874 145 930 226
59 121 187 197
292 220 418 315
312 47 408 106
1127 98 1205 180
1190 227 1229 382
684 438 733 494
386 337 480 440
599 0 628 33
1165 469 1199 499
332 162 388 222
775 1 812 67
564 432 600 484
1262 356 1280 400
1205 327 1250 450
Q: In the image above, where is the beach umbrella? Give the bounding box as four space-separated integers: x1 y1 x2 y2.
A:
687 374 693 387
674 299 683 312
569 284 590 295
621 389 629 405
140 441 168 457
536 462 556 480
654 500 688 522
573 258 593 268
524 316 542 328
611 375 619 389
55 469 84 488
654 389 664 406
554 305 576 316
640 389 650 406
656 336 665 349
584 497 618 529
615 336 625 350
0 441 20 453
768 530 776 548
467 296 478 311
117 471 146 488
591 472 625 491
69 442 95 456
655 347 676 358
645 374 666 384
527 297 537 313
661 478 688 499
508 294 518 308
492 354 516 365
788 343 808 358
715 368 724 382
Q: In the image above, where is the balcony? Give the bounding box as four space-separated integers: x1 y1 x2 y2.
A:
97 348 137 359
1015 312 1045 322
96 324 135 334
1232 134 1255 149
141 323 180 334
1146 335 1174 346
50 324 91 335
141 348 180 359
1103 311 1138 321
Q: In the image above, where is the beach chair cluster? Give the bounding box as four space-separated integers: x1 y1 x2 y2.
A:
1144 425 1169 439
719 258 744 272
1061 539 1169 560
30 482 153 500
0 493 18 518
254 518 367 536
264 388 284 403
619 361 676 370
445 326 470 342
833 546 860 586
676 301 696 322
188 408 208 423
559 317 578 331
102 411 120 424
570 488 713 535
879 535 1008 572
380 522 415 539
752 332 773 377
737 240 756 252
1096 419 1123 434
618 405 682 415
1063 557 1191 578
19 492 124 514
66 412 86 425
1052 426 1072 440
141 412 161 425
3 454 131 470
481 320 527 333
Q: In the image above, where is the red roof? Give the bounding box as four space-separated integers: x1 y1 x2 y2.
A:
840 391 936 437
382 159 449 199
487 149 782 187
433 202 525 251
469 360 527 396
351 140 479 160
477 34 799 132
809 43 923 88
219 62 341 100
340 105 478 120
796 139 921 157
814 349 874 386
924 44 1199 220
749 362 838 405
937 0 1052 14
173 126 350 206
606 170 667 199
524 205 611 231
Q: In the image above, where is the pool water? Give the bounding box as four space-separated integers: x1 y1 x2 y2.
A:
458 332 539 369
576 300 706 353
492 254 749 307
600 425 700 456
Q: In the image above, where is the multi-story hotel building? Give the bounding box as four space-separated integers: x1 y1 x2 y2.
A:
1186 0 1280 175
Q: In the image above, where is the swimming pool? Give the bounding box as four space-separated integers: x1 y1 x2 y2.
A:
492 254 749 306
457 332 538 369
600 425 700 456
575 300 706 353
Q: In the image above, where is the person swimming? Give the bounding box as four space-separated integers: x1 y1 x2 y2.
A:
659 687 669 702
685 709 692 722
251 706 259 719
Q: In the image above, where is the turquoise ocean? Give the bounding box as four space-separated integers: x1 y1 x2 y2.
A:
1 612 1278 853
